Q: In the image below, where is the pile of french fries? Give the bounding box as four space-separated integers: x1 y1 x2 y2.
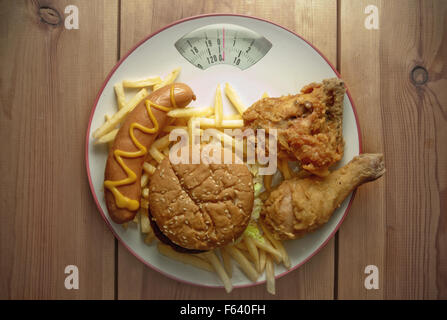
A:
157 222 291 295
93 68 293 294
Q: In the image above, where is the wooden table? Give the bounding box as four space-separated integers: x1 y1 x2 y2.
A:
1 0 445 300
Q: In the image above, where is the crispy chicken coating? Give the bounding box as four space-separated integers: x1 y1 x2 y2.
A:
261 154 385 240
243 78 346 176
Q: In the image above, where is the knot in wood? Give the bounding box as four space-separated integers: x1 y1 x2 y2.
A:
410 66 428 86
39 7 61 26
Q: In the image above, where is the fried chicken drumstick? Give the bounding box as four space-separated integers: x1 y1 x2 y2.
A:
243 78 345 176
261 154 385 240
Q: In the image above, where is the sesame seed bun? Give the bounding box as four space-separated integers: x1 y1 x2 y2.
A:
148 158 254 251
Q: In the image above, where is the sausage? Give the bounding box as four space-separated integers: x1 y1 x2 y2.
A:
104 83 195 224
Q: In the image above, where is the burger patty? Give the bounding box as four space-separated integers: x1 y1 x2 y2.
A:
148 208 204 254
149 158 254 251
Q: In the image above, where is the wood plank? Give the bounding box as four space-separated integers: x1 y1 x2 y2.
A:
0 0 118 299
117 0 337 299
337 0 385 300
338 0 447 299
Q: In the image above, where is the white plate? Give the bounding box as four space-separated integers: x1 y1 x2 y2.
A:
86 14 361 289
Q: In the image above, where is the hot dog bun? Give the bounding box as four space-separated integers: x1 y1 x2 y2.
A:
105 83 195 224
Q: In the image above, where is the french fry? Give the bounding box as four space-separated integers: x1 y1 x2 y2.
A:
203 251 233 293
234 241 247 252
259 249 266 273
224 83 246 115
278 160 285 178
163 125 188 133
141 173 149 187
167 106 214 118
140 198 149 209
244 236 260 272
239 247 256 264
266 255 275 295
279 159 292 179
252 239 282 262
196 118 243 129
187 117 194 143
260 222 291 269
152 134 171 150
158 243 214 273
214 84 223 127
277 242 291 269
140 209 152 234
263 238 282 264
153 67 181 91
187 118 203 145
142 187 149 199
132 210 140 224
93 88 149 139
143 162 156 175
264 175 273 192
95 128 118 144
114 82 126 109
105 113 112 121
261 92 269 98
224 114 242 120
149 145 165 163
209 114 243 120
226 246 259 282
220 247 232 278
122 76 162 88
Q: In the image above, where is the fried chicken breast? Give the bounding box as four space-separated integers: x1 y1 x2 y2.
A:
243 78 346 176
261 154 385 240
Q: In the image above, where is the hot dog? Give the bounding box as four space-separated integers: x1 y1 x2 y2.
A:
104 83 195 224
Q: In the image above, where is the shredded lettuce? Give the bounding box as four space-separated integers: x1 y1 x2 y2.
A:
254 182 263 197
247 162 264 221
243 222 264 243
251 198 263 220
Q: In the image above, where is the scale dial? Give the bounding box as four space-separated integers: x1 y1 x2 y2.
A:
175 23 272 70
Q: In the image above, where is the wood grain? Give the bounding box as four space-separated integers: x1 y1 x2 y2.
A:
1 0 445 300
338 0 447 299
337 0 385 300
0 0 117 299
117 0 337 299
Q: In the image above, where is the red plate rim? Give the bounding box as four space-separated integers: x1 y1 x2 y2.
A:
85 13 363 290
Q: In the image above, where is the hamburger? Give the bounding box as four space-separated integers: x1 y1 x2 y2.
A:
148 157 254 253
